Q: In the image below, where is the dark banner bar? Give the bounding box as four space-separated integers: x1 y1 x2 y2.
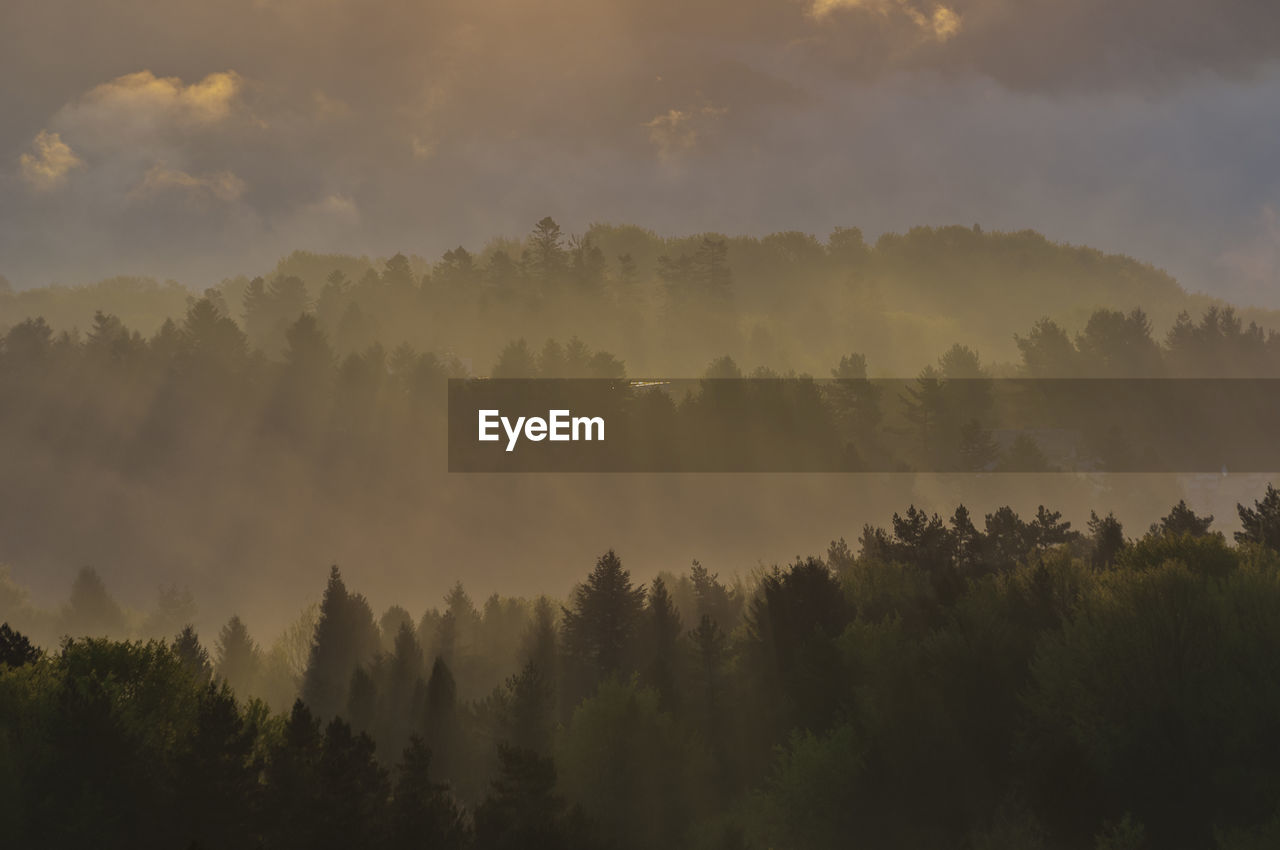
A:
448 378 1280 472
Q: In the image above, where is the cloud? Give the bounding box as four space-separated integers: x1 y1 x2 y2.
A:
809 0 962 42
306 194 359 221
644 105 729 161
2 0 1280 302
133 163 247 204
52 71 244 155
86 70 241 124
18 131 83 191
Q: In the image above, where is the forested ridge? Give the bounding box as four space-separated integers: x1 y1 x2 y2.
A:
5 219 1280 848
6 491 1280 848
3 219 1276 378
3 221 1280 602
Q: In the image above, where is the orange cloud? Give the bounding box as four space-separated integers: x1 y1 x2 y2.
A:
19 130 84 191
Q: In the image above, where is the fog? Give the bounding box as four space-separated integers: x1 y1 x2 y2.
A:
2 219 1277 647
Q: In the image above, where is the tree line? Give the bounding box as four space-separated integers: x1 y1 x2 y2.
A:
6 487 1280 848
6 219 1277 377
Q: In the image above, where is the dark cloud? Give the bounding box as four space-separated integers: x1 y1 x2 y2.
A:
1 0 1279 300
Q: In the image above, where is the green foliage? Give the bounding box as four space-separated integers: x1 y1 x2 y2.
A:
7 490 1280 846
557 678 712 850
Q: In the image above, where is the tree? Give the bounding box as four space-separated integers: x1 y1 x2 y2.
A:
526 217 568 290
492 339 538 378
1016 318 1078 377
62 566 127 637
474 744 595 850
890 505 952 573
1237 485 1280 550
688 614 731 794
689 561 741 629
1088 511 1127 569
172 625 213 686
388 737 469 850
424 656 459 780
744 557 850 735
378 622 427 756
902 365 943 462
1031 505 1080 549
496 661 556 756
302 566 381 719
264 700 324 846
950 504 986 576
346 665 378 732
985 507 1036 572
0 622 39 667
379 605 414 652
171 682 261 847
561 550 647 688
558 679 708 850
997 433 1056 472
829 353 884 455
641 577 683 710
315 718 390 849
520 596 559 681
141 585 198 640
658 238 733 306
959 419 1000 471
215 615 262 696
569 234 607 295
1151 500 1215 538
1075 308 1163 377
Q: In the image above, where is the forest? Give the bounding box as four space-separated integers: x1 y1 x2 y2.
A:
3 219 1280 614
6 490 1280 848
4 219 1280 848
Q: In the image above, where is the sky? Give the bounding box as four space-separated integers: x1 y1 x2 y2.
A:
2 0 1279 307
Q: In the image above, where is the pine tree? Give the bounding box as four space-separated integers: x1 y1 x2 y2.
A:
1152 499 1215 538
474 744 595 850
316 718 390 849
1088 510 1127 569
950 504 986 576
561 550 647 686
347 665 377 733
1031 505 1080 549
302 566 381 718
388 737 469 850
526 217 568 290
959 419 999 471
379 622 427 756
172 625 213 686
264 700 324 846
215 614 262 696
0 623 39 667
690 561 739 629
171 682 261 847
642 577 683 710
497 662 555 755
424 656 459 781
1237 484 1280 550
62 566 127 637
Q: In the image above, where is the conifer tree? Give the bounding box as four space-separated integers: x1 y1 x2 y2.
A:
561 550 647 687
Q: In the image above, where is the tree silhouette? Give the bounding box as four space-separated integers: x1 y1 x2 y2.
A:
561 550 646 690
215 614 262 695
1151 499 1215 538
302 566 381 719
1236 484 1280 550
